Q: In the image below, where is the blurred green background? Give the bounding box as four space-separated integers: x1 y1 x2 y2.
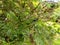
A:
0 0 60 45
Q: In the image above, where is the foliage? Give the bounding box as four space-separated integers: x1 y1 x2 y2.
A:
0 0 60 45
